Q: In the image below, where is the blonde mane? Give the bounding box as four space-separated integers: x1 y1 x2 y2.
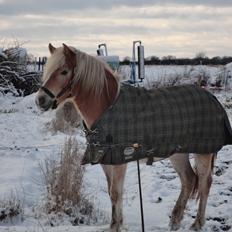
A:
74 50 120 95
43 46 120 96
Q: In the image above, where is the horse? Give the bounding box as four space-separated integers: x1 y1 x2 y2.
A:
36 43 228 231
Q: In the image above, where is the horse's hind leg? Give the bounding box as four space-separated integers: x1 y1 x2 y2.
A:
190 153 215 231
169 153 197 231
101 164 127 232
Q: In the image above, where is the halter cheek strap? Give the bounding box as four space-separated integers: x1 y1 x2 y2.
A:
40 67 75 106
56 78 73 99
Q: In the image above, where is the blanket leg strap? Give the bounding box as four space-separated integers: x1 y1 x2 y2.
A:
137 159 145 232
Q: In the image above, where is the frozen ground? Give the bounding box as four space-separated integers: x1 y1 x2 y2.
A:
0 66 231 232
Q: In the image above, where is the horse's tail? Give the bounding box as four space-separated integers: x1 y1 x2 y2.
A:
190 153 216 200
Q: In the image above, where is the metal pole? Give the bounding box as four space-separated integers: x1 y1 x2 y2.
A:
131 41 142 84
98 43 108 56
137 159 145 232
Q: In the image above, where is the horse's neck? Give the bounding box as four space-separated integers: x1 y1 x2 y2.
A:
73 73 118 129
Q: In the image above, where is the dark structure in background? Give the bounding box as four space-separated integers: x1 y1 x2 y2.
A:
121 55 232 66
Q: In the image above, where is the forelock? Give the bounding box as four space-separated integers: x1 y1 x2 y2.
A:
42 47 65 82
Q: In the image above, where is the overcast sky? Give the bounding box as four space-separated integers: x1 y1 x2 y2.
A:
0 0 231 58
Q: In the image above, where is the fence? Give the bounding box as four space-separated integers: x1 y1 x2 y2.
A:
35 57 47 71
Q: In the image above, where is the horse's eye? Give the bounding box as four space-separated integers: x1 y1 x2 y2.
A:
61 70 68 75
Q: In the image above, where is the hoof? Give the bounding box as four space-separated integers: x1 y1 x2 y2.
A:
110 223 121 232
190 219 205 231
169 221 181 231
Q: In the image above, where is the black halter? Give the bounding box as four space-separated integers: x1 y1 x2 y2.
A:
40 78 73 99
40 86 55 99
40 67 75 108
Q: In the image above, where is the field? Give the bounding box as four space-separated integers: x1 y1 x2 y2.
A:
0 65 231 232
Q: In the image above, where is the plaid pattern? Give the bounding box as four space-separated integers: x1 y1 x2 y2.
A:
82 84 232 165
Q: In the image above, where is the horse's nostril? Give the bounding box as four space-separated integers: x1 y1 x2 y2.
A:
38 96 46 105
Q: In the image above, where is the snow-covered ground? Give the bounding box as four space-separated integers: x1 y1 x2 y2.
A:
120 64 232 89
0 66 231 232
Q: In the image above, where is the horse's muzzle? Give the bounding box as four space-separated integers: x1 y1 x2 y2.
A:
36 89 56 111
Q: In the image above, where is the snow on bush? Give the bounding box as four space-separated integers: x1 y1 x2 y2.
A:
0 44 41 96
118 65 226 89
48 102 81 134
0 190 24 223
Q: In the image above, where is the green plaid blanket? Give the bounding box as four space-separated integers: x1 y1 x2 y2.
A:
82 84 232 165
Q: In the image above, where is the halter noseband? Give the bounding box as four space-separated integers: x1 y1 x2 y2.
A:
40 86 56 99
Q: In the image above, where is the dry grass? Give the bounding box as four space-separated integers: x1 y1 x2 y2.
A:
145 73 184 89
40 137 94 225
0 190 24 223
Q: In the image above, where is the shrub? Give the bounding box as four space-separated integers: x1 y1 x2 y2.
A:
40 137 94 225
0 190 24 223
49 102 81 134
0 42 41 96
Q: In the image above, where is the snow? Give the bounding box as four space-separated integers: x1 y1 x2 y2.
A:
226 62 232 72
5 48 27 59
0 66 231 231
119 65 221 87
0 49 7 60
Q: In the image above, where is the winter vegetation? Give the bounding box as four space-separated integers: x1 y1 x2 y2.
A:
0 190 24 223
48 102 81 134
0 44 231 231
38 137 95 226
0 42 41 96
119 63 232 90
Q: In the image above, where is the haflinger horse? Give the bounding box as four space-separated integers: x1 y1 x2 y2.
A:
36 44 232 232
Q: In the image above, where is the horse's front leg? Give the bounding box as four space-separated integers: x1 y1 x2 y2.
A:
101 164 127 232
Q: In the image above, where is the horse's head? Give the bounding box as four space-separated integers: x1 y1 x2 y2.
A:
36 43 76 111
36 43 120 129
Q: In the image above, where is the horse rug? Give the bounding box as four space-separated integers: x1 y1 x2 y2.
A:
82 84 232 165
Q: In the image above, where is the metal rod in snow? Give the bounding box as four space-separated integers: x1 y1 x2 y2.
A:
137 159 145 232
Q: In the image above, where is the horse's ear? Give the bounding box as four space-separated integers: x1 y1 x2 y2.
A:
63 43 76 67
48 43 56 54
